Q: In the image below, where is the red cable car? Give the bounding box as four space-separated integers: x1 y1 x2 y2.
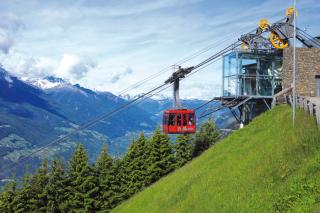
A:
163 109 196 134
162 66 196 134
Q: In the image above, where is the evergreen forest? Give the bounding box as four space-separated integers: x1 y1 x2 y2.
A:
0 120 220 212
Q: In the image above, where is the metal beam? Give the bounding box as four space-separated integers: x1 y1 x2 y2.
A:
263 98 271 110
231 97 252 110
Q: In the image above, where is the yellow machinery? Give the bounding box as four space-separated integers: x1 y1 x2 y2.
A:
268 6 297 49
269 31 289 49
240 7 319 50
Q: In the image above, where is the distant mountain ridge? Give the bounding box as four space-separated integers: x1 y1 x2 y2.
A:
0 69 155 179
0 67 237 181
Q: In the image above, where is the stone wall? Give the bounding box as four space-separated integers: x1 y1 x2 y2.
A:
283 47 320 97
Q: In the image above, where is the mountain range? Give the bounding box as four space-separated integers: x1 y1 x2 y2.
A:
0 67 237 181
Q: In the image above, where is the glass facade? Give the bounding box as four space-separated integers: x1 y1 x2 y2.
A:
223 50 283 97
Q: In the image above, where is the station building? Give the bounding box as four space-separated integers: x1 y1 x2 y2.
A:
220 46 320 124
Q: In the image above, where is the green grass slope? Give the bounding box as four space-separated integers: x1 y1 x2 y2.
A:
114 106 320 212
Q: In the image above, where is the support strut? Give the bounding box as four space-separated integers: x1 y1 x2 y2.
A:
165 66 193 109
173 79 181 108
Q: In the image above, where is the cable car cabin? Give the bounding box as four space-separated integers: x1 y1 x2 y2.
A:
163 109 196 134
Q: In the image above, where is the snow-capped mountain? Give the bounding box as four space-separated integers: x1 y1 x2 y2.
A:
0 67 13 83
27 76 70 90
120 93 170 101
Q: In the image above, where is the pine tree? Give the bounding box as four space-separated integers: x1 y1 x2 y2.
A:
28 160 49 211
122 138 138 198
64 144 99 212
10 161 49 212
193 119 220 157
110 158 127 206
0 179 16 213
123 133 148 197
174 134 194 168
134 133 148 188
94 145 114 211
44 159 67 212
12 167 33 212
147 128 174 185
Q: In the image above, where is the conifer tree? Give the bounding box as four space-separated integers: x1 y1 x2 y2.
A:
134 133 148 188
44 159 67 212
123 133 148 196
64 144 99 212
28 160 49 211
0 179 16 212
147 128 174 184
193 119 220 157
12 166 33 212
122 138 138 197
110 158 127 206
174 134 194 168
10 161 49 212
94 145 114 211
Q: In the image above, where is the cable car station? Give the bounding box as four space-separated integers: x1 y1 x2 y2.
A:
163 7 320 133
216 7 320 126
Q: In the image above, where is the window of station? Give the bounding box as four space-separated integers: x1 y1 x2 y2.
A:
259 58 272 75
258 78 273 96
241 58 257 75
223 50 283 97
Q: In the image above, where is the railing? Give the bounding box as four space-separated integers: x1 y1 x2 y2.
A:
272 88 320 125
296 96 320 125
272 87 293 107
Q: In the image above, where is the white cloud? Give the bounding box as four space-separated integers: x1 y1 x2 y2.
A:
0 13 23 30
0 51 96 83
0 13 23 54
0 30 13 54
111 67 133 83
0 51 55 78
54 54 96 80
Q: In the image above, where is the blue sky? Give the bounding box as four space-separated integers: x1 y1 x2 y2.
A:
0 0 319 99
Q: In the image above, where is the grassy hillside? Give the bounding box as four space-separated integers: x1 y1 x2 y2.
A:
114 106 320 212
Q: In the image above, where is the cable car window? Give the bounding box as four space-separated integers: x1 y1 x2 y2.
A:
169 113 175 126
177 113 181 126
163 114 168 125
188 113 195 125
183 114 187 126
